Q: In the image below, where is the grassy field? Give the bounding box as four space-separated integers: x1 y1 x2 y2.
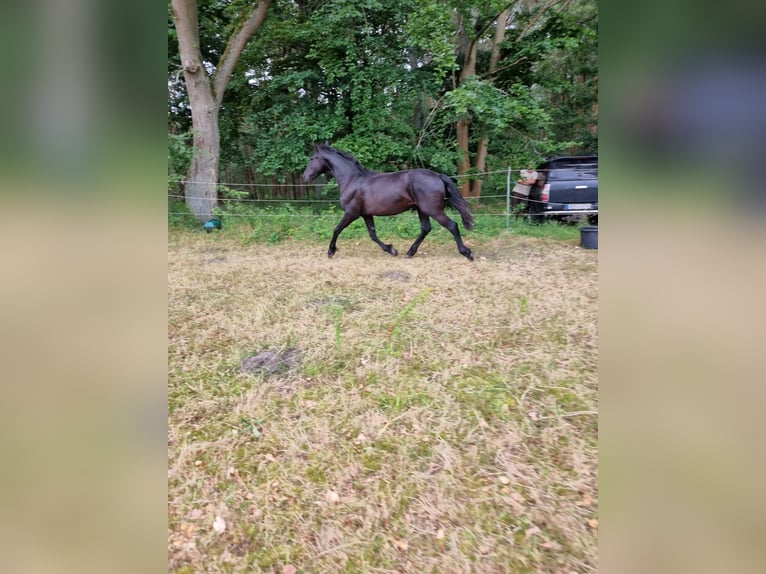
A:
168 221 598 573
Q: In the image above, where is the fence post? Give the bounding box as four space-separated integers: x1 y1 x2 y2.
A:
506 165 511 228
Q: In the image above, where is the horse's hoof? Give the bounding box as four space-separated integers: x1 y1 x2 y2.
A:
328 251 336 259
389 247 398 257
463 251 474 261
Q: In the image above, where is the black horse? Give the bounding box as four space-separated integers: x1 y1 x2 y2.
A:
302 143 474 260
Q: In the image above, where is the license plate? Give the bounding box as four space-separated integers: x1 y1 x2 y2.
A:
566 203 591 210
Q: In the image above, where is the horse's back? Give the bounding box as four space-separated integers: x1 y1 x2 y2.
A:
369 169 446 196
406 168 452 194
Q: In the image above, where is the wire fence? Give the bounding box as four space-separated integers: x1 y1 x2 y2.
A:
167 192 514 202
168 166 598 226
167 193 587 207
167 166 523 188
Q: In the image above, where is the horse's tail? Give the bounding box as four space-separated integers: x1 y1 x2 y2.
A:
439 174 474 230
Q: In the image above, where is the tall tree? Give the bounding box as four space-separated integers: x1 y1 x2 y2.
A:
470 7 510 198
170 0 272 222
455 3 507 197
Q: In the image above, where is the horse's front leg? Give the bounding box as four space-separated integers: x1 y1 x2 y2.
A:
362 215 397 256
328 212 359 258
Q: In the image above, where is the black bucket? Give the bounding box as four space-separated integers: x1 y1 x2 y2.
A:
580 226 598 249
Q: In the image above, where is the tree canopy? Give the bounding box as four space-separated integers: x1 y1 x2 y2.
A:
169 0 597 199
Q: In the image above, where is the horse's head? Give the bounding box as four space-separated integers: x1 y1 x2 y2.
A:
303 144 331 182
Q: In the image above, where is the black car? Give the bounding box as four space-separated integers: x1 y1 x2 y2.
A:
528 155 598 224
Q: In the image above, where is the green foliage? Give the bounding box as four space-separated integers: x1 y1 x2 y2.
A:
169 0 598 191
167 199 200 229
167 129 193 185
403 2 458 80
496 1 598 154
212 184 255 223
443 77 550 133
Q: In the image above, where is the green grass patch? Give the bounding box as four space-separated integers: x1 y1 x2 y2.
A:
168 200 583 245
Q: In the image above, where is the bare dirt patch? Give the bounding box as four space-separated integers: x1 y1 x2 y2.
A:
240 348 301 375
168 233 598 573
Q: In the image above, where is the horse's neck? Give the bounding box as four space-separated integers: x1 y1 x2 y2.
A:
327 157 363 189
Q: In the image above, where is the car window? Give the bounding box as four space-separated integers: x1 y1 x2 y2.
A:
547 166 598 180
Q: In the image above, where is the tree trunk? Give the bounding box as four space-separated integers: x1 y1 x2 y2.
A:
456 37 477 198
171 0 272 222
182 59 220 221
470 8 510 199
472 133 489 198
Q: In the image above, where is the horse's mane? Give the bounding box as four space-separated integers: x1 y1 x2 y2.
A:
321 144 374 176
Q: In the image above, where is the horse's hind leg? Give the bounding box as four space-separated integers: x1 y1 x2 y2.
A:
328 212 359 258
406 209 432 258
363 215 397 256
432 212 473 260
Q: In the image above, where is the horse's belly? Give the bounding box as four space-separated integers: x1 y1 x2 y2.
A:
370 200 414 216
364 195 415 215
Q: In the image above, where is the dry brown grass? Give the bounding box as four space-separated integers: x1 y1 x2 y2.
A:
168 232 598 573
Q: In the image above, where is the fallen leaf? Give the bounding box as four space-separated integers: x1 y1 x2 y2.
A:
435 528 445 540
580 495 594 507
212 515 226 533
393 539 409 551
325 490 340 504
282 565 297 574
527 410 540 421
587 518 599 529
498 475 510 485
